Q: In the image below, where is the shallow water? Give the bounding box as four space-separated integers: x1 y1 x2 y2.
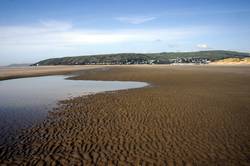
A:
0 75 147 145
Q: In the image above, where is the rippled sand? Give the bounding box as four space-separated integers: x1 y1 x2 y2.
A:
1 65 250 165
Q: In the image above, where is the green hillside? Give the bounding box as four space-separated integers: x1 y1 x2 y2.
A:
34 50 250 65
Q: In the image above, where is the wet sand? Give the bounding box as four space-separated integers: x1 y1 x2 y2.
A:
1 65 250 165
0 65 105 80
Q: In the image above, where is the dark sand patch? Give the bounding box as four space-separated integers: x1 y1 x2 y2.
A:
1 65 250 165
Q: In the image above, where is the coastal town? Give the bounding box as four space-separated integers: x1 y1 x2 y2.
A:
70 57 210 65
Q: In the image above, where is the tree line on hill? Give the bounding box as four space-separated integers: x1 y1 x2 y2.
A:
33 50 250 66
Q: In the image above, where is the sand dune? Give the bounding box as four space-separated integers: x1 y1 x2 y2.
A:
1 65 250 165
211 57 250 65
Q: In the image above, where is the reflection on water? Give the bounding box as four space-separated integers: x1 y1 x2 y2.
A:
0 75 148 145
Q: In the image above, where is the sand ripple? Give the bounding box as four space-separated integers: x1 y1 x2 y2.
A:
1 66 250 165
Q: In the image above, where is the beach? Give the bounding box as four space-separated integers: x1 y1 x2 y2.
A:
1 65 250 165
0 65 105 80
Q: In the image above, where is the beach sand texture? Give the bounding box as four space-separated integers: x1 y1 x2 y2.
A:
1 65 250 165
0 65 104 80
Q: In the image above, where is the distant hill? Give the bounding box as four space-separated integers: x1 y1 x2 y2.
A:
33 50 250 65
7 63 32 67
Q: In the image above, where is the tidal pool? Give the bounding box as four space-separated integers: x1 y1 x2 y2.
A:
0 75 148 145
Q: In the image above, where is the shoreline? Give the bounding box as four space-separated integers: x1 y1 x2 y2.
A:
1 64 250 81
0 65 106 81
0 75 149 148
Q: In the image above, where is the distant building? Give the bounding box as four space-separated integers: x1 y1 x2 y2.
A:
173 57 209 64
148 60 155 64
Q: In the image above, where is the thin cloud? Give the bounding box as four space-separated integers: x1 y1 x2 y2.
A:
115 16 156 24
154 39 163 42
39 20 72 31
0 21 217 65
197 44 209 49
0 21 211 46
0 21 214 62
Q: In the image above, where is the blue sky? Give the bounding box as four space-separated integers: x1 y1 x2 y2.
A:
0 0 250 65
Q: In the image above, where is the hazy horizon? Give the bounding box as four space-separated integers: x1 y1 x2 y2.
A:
0 0 250 65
